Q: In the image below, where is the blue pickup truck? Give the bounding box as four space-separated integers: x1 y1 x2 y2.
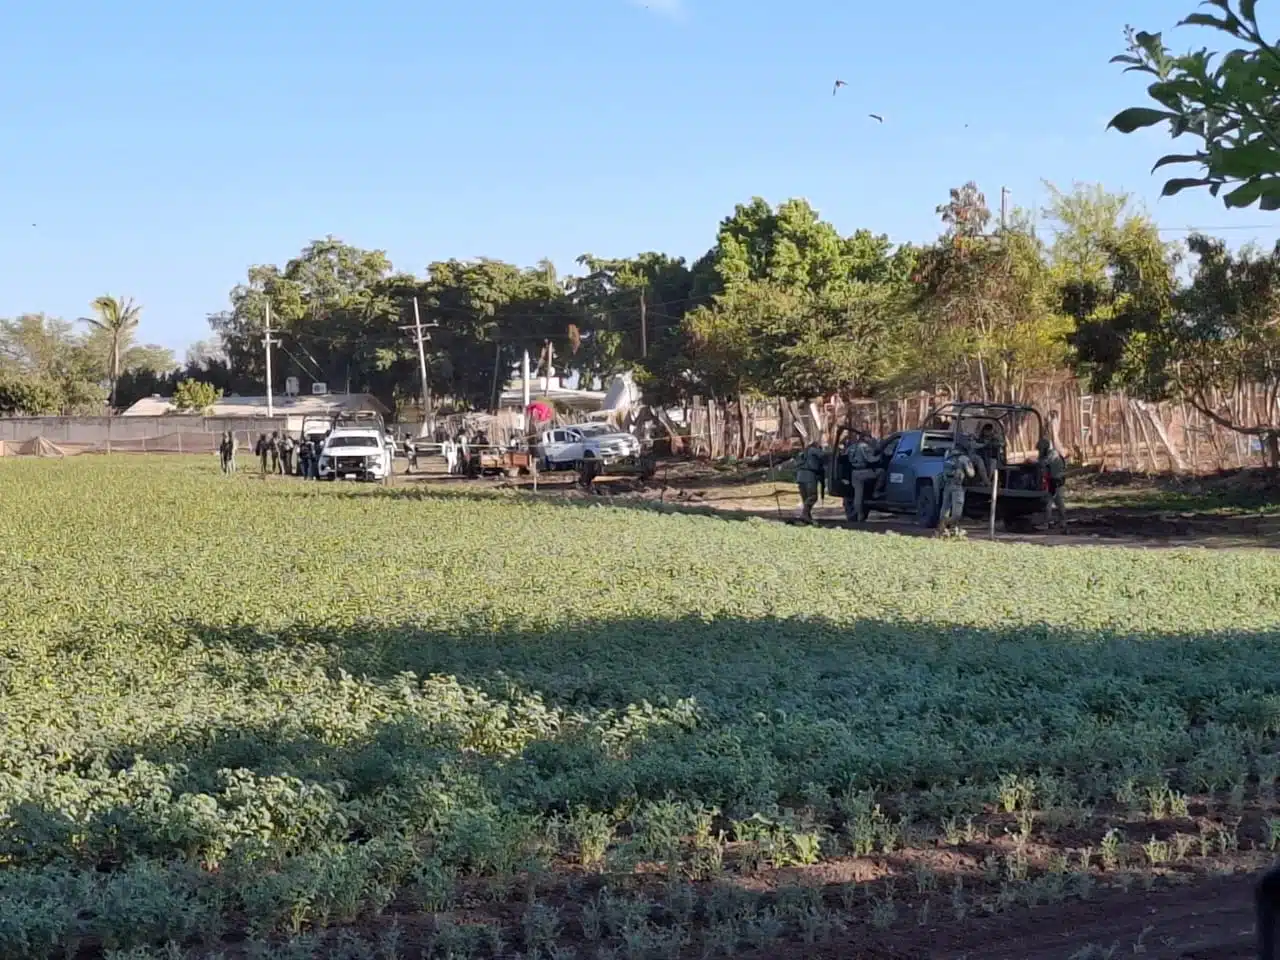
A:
830 402 1054 530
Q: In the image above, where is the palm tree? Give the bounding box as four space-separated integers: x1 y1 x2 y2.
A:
82 296 141 412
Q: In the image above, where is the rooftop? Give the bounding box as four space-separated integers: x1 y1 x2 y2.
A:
120 392 389 418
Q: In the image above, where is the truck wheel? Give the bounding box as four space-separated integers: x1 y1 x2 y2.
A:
915 485 940 528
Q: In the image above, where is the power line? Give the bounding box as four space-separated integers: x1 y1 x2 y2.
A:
1155 224 1280 233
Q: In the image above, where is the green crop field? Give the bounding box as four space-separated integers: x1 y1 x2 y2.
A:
2 456 1280 959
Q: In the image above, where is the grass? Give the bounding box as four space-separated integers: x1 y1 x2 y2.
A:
1067 466 1280 516
2 456 1280 958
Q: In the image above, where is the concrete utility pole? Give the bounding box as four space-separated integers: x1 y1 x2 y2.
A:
1000 187 1010 230
400 297 437 420
263 301 279 418
522 349 531 412
640 287 648 358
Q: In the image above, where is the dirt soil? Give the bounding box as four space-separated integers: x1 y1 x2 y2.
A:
396 459 1280 550
251 856 1266 960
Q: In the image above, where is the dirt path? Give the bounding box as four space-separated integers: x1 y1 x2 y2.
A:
392 464 1279 550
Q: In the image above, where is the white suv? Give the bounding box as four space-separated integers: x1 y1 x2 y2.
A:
536 423 641 471
317 429 394 481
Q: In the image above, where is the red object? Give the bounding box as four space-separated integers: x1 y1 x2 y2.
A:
527 401 554 422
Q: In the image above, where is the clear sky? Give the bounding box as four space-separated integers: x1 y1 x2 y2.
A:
1 0 1276 357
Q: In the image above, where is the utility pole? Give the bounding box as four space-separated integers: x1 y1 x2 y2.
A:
1000 187 1010 230
399 297 437 421
263 301 279 418
489 340 502 412
522 349 531 413
640 287 648 358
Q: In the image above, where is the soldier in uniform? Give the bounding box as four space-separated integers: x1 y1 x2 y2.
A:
1037 437 1068 530
844 432 879 524
255 433 269 475
938 439 976 536
268 431 281 474
403 434 418 474
297 435 312 479
309 437 323 478
976 422 1004 481
794 438 827 525
222 431 237 474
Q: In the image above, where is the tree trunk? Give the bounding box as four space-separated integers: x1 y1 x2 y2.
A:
1268 431 1280 472
109 336 120 412
737 396 749 459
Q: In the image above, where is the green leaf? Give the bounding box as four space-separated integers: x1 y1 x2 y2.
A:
1259 191 1280 211
1108 107 1176 133
1213 141 1280 178
1223 179 1266 207
1241 0 1258 25
1146 81 1186 110
1161 177 1214 197
1178 12 1233 31
1152 153 1205 171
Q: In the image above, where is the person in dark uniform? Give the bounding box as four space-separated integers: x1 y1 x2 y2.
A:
255 433 270 475
297 436 312 479
403 434 418 474
794 439 827 525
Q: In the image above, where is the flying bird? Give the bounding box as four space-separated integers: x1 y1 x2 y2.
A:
832 79 847 96
869 113 884 123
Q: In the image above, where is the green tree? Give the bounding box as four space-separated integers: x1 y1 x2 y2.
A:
1107 1 1280 209
683 280 799 454
571 253 694 379
0 314 106 414
0 373 63 415
171 379 222 414
910 183 1069 399
1042 183 1180 396
210 237 396 398
81 296 142 411
1170 233 1280 465
681 196 913 413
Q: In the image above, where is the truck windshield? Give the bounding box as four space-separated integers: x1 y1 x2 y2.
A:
327 436 380 448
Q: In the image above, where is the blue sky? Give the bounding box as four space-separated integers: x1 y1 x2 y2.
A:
1 0 1276 356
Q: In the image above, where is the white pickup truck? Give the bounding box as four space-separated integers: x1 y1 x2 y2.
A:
317 427 395 482
535 423 642 472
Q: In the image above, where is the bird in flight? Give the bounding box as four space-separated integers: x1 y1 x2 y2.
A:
869 113 884 123
832 79 847 96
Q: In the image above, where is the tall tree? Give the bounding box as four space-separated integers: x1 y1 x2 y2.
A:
0 313 106 414
684 196 913 411
1042 183 1180 396
571 253 694 380
82 296 142 411
1170 234 1280 466
910 183 1068 400
1107 1 1280 209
